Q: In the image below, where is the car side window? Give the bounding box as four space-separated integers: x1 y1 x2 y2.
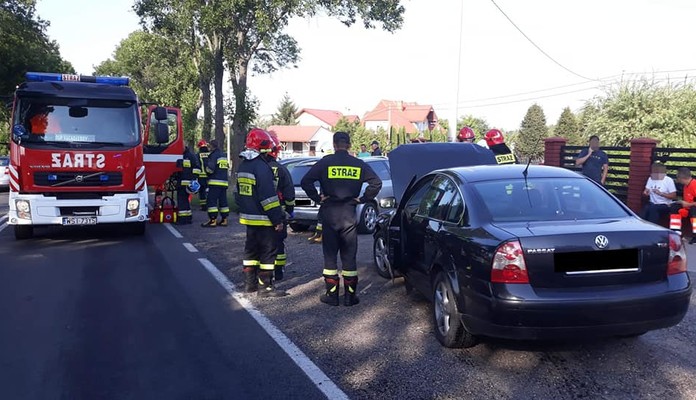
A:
417 175 453 219
369 161 391 181
445 190 465 224
404 177 434 216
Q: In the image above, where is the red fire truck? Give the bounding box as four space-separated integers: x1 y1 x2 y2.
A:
6 72 184 240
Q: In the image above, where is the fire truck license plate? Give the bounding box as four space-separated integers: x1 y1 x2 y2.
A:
62 217 97 226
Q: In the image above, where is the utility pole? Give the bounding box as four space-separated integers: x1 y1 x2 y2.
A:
451 0 465 142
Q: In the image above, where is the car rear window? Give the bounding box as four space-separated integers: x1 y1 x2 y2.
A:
290 165 312 184
471 177 629 222
0 158 8 166
367 160 391 181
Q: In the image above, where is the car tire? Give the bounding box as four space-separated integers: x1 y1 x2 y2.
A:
432 271 478 348
14 225 33 240
357 202 378 234
373 230 393 279
289 222 311 232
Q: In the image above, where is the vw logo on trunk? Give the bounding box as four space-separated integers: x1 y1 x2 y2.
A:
594 235 609 249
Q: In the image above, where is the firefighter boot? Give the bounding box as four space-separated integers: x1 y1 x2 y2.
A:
343 277 360 306
257 271 288 298
243 267 258 293
274 253 286 281
319 277 340 306
218 217 228 227
201 218 217 228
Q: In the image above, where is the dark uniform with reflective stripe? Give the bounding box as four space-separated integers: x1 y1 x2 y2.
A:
195 146 210 210
268 158 295 280
301 136 382 306
204 147 230 225
489 143 517 165
237 153 286 295
176 147 200 224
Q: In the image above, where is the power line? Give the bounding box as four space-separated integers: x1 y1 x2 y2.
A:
489 0 594 81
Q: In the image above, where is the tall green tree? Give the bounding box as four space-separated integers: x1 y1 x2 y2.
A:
555 107 581 145
94 30 200 145
270 93 298 125
517 103 548 161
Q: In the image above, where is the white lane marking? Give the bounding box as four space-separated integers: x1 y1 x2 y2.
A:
198 258 349 400
0 222 8 233
183 242 198 253
0 214 7 223
164 223 183 239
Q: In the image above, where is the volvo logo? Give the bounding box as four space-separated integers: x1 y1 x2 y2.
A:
75 175 84 183
594 235 609 249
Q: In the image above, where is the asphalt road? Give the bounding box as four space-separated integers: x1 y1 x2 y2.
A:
0 193 330 400
183 208 696 400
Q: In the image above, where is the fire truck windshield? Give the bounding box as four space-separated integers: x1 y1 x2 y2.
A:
13 98 140 148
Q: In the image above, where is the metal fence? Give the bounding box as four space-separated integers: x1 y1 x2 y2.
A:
561 145 630 203
652 147 696 191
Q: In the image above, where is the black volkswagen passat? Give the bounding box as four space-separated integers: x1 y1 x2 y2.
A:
374 163 692 348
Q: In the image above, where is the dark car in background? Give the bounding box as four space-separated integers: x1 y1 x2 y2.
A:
289 156 394 234
374 143 692 348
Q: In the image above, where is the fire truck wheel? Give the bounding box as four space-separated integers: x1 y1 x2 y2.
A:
14 225 34 240
125 222 146 236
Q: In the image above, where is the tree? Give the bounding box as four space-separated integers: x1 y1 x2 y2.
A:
94 30 200 145
136 0 405 169
516 104 548 161
457 115 490 139
578 79 696 147
555 107 581 145
270 92 298 125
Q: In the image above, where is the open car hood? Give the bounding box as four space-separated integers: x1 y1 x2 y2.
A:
388 143 497 202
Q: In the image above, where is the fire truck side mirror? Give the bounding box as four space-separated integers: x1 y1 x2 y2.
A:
154 106 168 121
155 122 169 144
12 124 28 141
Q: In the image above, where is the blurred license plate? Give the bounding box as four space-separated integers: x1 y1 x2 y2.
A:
62 217 97 226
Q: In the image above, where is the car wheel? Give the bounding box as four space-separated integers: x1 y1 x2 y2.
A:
289 222 310 232
432 271 478 348
373 231 393 279
357 202 378 234
14 225 33 240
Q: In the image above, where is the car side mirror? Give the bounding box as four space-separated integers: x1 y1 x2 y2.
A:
155 122 169 144
154 106 168 121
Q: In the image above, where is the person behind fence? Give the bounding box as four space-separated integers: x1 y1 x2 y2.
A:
640 162 676 224
175 146 201 225
575 135 609 185
201 140 230 227
301 132 382 306
669 167 696 243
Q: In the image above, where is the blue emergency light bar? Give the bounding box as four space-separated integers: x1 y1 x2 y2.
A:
25 72 130 86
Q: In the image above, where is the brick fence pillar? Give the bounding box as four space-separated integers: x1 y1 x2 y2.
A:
627 138 658 213
543 137 567 167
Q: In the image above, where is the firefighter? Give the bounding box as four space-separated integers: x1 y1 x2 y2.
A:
669 167 696 243
238 128 287 297
268 131 295 281
201 140 230 227
300 132 382 306
195 139 211 211
175 146 200 224
485 129 517 164
456 126 476 143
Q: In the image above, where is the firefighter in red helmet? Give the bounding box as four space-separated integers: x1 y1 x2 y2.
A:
456 126 476 143
237 128 287 297
485 129 517 165
267 131 295 281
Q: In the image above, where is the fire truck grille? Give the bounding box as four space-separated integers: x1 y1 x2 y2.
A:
34 171 123 187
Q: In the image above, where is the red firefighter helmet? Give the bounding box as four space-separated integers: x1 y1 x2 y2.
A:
485 129 505 146
246 128 274 152
197 139 208 148
457 126 475 142
268 131 282 158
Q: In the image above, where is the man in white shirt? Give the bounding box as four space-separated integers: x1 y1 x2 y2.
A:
641 162 677 224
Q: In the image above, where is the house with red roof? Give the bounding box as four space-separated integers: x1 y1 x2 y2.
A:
296 108 360 129
267 125 334 157
362 100 438 135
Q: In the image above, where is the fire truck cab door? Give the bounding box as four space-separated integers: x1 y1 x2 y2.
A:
143 106 185 187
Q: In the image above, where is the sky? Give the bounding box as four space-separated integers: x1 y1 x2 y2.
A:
36 0 696 132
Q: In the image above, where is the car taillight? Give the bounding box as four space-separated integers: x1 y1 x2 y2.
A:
491 240 529 283
668 233 687 275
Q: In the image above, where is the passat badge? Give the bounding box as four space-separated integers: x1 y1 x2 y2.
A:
594 235 609 249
